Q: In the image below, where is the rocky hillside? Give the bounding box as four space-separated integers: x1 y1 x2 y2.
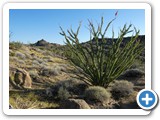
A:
82 35 145 62
83 35 145 45
9 35 145 109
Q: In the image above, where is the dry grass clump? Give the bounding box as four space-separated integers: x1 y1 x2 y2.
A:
57 86 71 100
11 97 39 109
58 79 87 95
33 56 44 64
10 56 25 65
45 56 54 62
25 53 32 59
17 59 25 65
35 48 45 53
52 57 65 63
9 41 23 50
39 62 49 68
10 56 18 62
15 51 26 59
32 60 41 67
43 51 53 56
9 50 15 56
35 58 44 64
55 65 66 72
85 86 111 103
43 56 54 62
9 92 39 109
29 70 39 80
41 66 60 76
110 80 134 100
9 92 59 109
48 79 88 98
41 64 67 76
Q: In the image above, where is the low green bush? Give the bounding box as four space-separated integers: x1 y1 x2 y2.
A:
41 66 60 76
49 79 88 96
29 70 39 80
57 86 71 100
110 80 134 100
85 86 111 102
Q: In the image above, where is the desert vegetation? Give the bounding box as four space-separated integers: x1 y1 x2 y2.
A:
60 17 144 87
9 17 145 109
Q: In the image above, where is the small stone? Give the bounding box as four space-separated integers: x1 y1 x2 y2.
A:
61 99 90 109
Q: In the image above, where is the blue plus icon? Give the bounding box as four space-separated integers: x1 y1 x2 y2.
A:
137 89 158 110
142 93 153 105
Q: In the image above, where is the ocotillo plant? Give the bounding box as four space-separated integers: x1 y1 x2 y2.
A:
60 17 144 87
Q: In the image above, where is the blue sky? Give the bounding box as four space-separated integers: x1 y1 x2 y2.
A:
9 9 145 45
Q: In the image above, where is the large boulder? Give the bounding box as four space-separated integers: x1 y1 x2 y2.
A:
14 69 32 88
61 99 90 109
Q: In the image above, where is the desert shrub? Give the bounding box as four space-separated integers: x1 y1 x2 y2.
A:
85 86 111 102
52 57 65 63
60 16 144 87
29 70 39 79
56 65 66 72
59 64 69 68
9 50 15 56
57 86 71 100
58 79 78 88
39 62 48 68
47 59 53 62
49 79 88 96
10 57 25 65
10 56 18 62
48 67 60 75
62 79 88 94
44 51 53 56
10 93 59 109
35 48 45 53
9 41 23 50
15 51 26 59
10 93 45 109
17 59 25 64
41 66 60 76
120 68 144 78
33 56 44 63
43 56 53 62
110 80 134 100
15 98 38 109
44 59 51 62
25 53 32 59
130 59 141 69
35 57 43 64
32 60 41 67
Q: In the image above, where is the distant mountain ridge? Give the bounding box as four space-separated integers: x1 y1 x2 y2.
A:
83 35 145 47
33 35 145 47
81 35 145 63
33 39 62 47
